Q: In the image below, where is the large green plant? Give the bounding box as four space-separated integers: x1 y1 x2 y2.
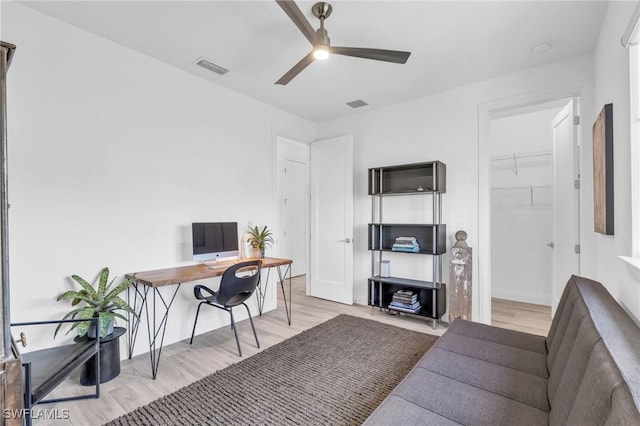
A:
246 225 274 251
55 267 136 338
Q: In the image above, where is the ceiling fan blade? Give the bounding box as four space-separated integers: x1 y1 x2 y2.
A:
276 0 318 46
275 51 315 85
331 47 411 64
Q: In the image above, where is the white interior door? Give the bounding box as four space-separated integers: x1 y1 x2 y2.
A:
310 135 354 304
551 99 580 314
282 159 308 277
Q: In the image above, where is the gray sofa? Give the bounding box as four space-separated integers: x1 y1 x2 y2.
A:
364 275 640 425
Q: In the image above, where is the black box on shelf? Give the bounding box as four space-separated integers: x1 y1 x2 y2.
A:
368 161 446 195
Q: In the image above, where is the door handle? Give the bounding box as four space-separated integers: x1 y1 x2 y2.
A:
17 332 27 347
338 238 352 243
547 242 555 248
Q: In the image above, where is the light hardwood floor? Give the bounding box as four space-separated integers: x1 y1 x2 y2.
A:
34 277 551 425
491 297 552 336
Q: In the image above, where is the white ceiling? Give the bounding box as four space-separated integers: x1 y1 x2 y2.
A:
21 1 608 123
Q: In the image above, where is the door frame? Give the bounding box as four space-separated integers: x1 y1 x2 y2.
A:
477 81 591 324
275 136 310 279
272 132 312 292
551 99 581 314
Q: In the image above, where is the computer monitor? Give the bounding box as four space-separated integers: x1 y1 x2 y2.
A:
192 222 239 262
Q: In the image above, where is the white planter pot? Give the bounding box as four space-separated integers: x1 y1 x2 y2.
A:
87 318 114 339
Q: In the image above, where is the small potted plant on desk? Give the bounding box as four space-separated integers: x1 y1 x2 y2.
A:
246 225 274 258
55 266 136 385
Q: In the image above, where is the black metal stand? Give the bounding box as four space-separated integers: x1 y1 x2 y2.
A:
12 319 101 426
75 327 125 385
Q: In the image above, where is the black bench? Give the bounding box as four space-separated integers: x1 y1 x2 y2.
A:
12 319 101 426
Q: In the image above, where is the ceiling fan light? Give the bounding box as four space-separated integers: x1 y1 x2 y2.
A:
313 45 330 60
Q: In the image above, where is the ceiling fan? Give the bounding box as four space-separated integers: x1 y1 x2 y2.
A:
275 1 411 85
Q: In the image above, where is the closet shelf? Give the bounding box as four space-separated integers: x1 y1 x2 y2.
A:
491 184 551 207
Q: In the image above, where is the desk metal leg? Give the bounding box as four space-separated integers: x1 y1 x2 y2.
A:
126 283 148 359
254 264 292 325
255 268 269 316
126 282 181 379
147 284 181 379
276 264 292 326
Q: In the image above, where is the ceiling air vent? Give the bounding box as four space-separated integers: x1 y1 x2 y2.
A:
346 99 368 109
193 57 229 76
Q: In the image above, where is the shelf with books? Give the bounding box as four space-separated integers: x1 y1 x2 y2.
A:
368 224 447 255
389 288 421 313
368 277 447 320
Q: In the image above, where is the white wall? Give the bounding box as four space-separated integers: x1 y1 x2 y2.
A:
317 53 595 322
581 1 640 323
490 108 559 305
2 3 315 354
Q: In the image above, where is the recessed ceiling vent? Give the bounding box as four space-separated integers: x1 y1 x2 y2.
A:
193 57 229 76
346 99 368 109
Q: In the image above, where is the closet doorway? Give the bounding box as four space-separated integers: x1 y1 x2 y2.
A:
276 136 309 278
489 98 580 310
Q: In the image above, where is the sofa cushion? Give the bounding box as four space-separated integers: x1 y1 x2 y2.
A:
546 296 595 404
447 318 547 355
551 340 640 425
547 276 640 425
545 274 580 351
363 396 461 426
387 368 549 425
436 324 549 379
578 277 640 410
546 277 584 375
419 347 550 412
609 384 640 426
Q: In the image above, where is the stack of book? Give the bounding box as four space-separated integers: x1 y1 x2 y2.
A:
388 289 421 313
392 236 420 253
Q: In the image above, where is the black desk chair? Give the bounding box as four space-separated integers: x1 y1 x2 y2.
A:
11 318 100 426
190 260 262 357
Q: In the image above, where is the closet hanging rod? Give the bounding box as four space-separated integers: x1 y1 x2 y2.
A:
490 150 551 162
490 184 552 191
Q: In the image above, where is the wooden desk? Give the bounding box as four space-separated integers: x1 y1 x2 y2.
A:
125 257 292 379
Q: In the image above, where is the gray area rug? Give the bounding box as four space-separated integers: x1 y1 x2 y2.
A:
106 314 437 426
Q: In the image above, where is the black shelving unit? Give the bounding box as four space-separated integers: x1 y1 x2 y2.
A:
368 161 447 328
